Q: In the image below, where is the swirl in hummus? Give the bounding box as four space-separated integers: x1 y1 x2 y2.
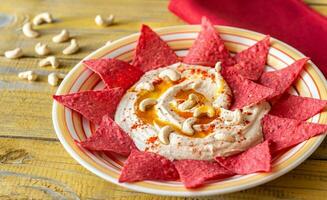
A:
115 62 270 160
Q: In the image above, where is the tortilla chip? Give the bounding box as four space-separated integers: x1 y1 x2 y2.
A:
119 150 179 182
269 94 327 121
233 36 270 80
132 24 179 72
53 88 124 125
215 141 271 175
83 58 144 91
222 68 274 109
79 115 135 156
262 114 327 154
173 160 234 188
259 57 309 99
183 17 232 67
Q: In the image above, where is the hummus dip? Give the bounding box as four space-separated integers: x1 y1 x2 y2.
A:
115 62 270 160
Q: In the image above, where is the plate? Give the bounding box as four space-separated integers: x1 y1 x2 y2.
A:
52 25 327 196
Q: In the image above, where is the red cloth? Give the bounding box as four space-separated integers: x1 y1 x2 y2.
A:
169 0 327 77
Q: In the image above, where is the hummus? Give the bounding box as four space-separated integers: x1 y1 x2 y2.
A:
115 63 270 160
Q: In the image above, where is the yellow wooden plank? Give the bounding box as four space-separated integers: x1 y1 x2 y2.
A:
305 0 327 5
0 0 327 199
0 90 56 139
309 5 327 15
1 137 327 200
0 58 79 139
0 0 183 58
310 138 327 159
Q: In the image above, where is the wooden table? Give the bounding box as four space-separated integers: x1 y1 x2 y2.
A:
0 0 327 199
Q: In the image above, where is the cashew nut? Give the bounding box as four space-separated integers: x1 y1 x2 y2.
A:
62 39 80 55
22 22 39 38
158 125 174 145
182 117 197 135
35 42 51 56
48 72 66 86
220 109 243 125
33 12 53 25
190 81 201 89
214 134 235 143
52 29 70 43
38 56 60 68
135 82 154 92
18 71 38 81
193 105 215 118
159 68 181 82
215 61 222 72
177 93 199 111
95 14 115 26
139 98 157 112
189 94 199 101
4 48 23 59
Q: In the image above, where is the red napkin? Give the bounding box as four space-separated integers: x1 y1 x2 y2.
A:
169 0 327 77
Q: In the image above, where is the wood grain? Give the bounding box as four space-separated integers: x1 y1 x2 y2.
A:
1 137 327 200
0 0 326 199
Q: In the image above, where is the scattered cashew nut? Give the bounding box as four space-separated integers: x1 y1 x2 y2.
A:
182 117 197 135
139 98 157 112
35 42 51 56
18 71 38 81
52 29 70 43
135 82 154 92
220 109 243 125
33 12 53 25
177 93 199 111
22 22 39 38
38 56 60 68
159 68 181 82
62 39 80 55
95 14 115 26
48 72 66 86
158 125 174 145
193 105 215 118
4 48 23 59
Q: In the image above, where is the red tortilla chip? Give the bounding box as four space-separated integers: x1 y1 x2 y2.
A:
269 94 327 121
262 114 327 154
183 17 232 67
119 150 179 182
132 25 179 72
173 160 234 188
222 68 274 109
79 115 135 156
53 88 124 125
259 58 309 99
233 36 270 80
215 141 271 175
83 58 143 91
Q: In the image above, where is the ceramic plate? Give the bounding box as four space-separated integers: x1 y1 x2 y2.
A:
52 25 327 196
